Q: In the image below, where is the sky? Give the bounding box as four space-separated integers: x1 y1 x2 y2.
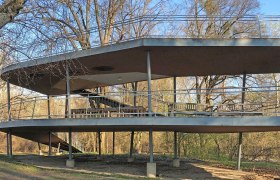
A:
259 0 280 15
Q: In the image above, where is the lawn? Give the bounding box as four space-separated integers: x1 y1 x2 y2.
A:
0 155 150 180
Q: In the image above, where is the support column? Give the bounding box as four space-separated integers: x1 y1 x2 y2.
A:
128 131 134 162
97 131 102 159
6 132 9 156
65 62 71 118
8 130 12 158
146 51 156 177
237 73 246 170
7 81 12 158
172 131 180 167
147 51 152 116
237 132 243 170
48 131 52 156
66 128 75 167
47 95 51 119
112 131 115 156
172 77 180 167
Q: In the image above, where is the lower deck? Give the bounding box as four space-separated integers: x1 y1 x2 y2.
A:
1 116 280 134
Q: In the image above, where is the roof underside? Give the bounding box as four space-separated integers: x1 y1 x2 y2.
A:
2 38 280 95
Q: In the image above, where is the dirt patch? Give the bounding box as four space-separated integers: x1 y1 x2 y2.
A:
12 154 279 179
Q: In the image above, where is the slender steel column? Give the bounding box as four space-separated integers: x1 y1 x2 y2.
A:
129 131 134 158
237 73 246 170
241 73 247 112
48 131 52 156
9 130 12 158
174 131 178 159
69 128 72 160
47 95 51 119
112 131 115 156
147 51 154 163
6 132 9 156
66 62 71 118
7 80 11 121
173 77 177 105
147 51 152 116
149 128 153 163
237 132 243 170
173 77 178 159
98 131 101 156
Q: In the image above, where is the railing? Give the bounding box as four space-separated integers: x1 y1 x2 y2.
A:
2 15 280 67
1 86 280 121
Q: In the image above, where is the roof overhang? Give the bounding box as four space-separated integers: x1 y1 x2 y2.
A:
1 38 280 95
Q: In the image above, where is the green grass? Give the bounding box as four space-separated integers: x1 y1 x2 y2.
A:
0 155 152 180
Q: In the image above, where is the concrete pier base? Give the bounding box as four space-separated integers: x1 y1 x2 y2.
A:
147 163 156 178
127 157 134 162
172 159 180 167
66 159 75 168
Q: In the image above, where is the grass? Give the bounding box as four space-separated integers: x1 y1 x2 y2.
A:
0 155 152 180
203 158 280 175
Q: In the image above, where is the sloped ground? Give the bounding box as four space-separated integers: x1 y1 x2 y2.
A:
2 154 277 180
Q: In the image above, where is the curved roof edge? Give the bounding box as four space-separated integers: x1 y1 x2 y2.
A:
2 38 280 76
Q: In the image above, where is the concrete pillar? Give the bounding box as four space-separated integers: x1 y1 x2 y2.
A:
66 128 75 167
128 131 134 162
48 131 52 156
38 142 43 155
237 132 243 170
